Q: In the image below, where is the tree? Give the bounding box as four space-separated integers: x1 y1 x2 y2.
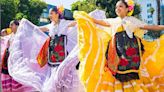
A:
15 0 47 24
0 0 18 29
71 0 141 18
71 1 97 13
0 0 47 30
148 7 155 16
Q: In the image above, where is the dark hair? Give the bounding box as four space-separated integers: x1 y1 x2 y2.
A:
50 6 63 19
10 20 19 26
119 0 129 8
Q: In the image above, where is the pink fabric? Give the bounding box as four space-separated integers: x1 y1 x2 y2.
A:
1 73 28 92
0 34 37 92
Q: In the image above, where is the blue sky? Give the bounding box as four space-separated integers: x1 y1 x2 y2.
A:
43 0 78 9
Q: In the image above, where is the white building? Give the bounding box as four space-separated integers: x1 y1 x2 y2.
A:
135 0 158 25
161 0 164 25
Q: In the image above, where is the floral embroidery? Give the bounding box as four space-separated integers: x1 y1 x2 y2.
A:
54 44 63 52
50 55 56 62
59 52 65 56
49 35 66 64
132 56 140 63
119 58 129 66
115 31 141 82
126 47 137 56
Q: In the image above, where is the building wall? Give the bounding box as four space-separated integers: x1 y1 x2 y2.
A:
135 0 158 25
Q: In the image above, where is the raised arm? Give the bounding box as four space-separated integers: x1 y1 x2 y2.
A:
68 21 77 27
68 18 111 28
141 25 164 31
92 18 111 27
39 27 49 32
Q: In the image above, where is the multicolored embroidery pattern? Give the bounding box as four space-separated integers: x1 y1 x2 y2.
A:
48 35 66 65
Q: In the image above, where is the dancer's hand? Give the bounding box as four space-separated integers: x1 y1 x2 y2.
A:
68 21 77 28
39 27 49 32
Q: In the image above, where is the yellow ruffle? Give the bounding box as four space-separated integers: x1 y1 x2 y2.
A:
141 35 164 91
74 11 164 92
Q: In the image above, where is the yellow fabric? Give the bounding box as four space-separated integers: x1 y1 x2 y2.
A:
6 28 12 35
141 35 164 91
74 11 164 92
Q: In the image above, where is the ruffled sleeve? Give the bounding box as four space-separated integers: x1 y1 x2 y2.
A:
123 16 147 39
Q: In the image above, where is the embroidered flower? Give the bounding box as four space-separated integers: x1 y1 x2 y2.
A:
132 56 140 63
54 45 63 52
126 47 137 56
59 52 65 56
119 58 129 66
51 55 56 62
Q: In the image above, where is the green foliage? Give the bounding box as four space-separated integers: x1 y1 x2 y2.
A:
71 0 141 18
148 7 155 15
133 4 141 18
15 12 28 20
95 0 118 18
28 0 47 24
71 1 97 13
0 0 18 29
0 0 47 29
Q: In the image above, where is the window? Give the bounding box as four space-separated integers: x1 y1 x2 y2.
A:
147 3 152 7
148 20 153 24
147 15 152 18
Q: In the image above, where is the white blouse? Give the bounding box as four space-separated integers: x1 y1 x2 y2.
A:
45 19 73 37
44 19 77 53
104 16 147 38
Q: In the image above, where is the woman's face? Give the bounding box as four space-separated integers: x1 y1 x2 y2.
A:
10 23 17 33
49 10 59 23
115 1 129 18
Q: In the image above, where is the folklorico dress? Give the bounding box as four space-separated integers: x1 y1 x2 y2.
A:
35 19 81 92
54 9 108 92
7 18 81 92
7 19 50 91
74 11 164 92
1 33 34 92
